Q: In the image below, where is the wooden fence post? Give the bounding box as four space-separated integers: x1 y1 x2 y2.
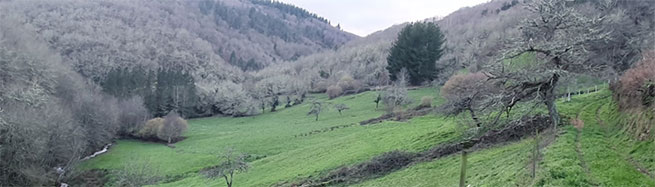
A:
532 128 539 178
460 151 468 187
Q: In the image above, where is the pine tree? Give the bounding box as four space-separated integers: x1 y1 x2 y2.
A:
386 22 446 85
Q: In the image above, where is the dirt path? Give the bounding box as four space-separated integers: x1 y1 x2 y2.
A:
594 103 655 179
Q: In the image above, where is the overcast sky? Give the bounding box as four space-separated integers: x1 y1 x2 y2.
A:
278 0 490 37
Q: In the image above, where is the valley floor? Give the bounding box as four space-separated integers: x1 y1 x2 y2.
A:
81 88 655 186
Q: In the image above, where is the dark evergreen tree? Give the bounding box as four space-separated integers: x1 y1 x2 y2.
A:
386 22 446 85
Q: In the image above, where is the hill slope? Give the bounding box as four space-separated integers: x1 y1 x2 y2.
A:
80 87 655 186
0 0 357 79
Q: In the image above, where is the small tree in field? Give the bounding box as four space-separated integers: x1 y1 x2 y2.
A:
307 101 325 121
201 148 249 187
374 93 382 109
158 111 188 144
334 103 350 115
383 69 411 113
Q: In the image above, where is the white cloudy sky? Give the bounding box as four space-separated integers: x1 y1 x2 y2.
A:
278 0 490 36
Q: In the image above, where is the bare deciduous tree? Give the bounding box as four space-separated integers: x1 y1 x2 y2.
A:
158 111 188 144
307 101 325 121
441 72 497 127
488 0 610 129
334 103 350 115
201 148 250 187
382 69 411 113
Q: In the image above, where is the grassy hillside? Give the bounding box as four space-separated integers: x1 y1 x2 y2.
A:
82 87 655 186
82 87 458 186
359 90 655 187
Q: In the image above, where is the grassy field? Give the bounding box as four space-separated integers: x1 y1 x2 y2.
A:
82 87 655 186
359 90 655 187
82 87 463 186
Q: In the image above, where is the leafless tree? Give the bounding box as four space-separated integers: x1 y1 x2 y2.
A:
488 0 611 129
201 148 250 187
382 69 411 113
334 103 350 115
307 101 325 121
112 157 161 187
441 72 497 127
158 111 188 144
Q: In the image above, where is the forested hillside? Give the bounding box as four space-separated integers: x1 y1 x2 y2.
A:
0 0 357 117
262 0 654 92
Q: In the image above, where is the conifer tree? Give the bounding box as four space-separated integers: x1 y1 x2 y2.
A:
386 22 446 85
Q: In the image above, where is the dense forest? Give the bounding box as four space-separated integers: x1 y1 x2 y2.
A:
1 0 654 186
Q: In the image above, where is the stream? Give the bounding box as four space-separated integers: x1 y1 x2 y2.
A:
58 143 113 187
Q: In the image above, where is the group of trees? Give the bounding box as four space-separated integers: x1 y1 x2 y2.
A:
102 67 197 117
136 111 189 144
0 18 152 186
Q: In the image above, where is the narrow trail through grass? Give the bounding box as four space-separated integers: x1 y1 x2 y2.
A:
576 95 655 186
573 101 596 185
595 102 654 179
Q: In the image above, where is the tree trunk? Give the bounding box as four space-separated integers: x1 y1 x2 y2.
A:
228 172 234 187
544 74 560 131
223 175 230 187
468 107 480 127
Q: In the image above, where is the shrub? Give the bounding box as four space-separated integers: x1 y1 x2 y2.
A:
612 51 655 140
135 112 188 143
138 118 164 139
313 81 330 93
337 75 361 92
614 51 655 111
326 85 343 99
441 72 488 101
419 96 433 108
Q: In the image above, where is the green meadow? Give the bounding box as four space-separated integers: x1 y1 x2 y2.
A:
82 88 655 186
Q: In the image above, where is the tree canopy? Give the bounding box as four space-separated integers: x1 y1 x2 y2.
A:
387 22 446 85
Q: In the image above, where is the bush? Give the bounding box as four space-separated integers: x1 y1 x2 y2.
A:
419 96 433 108
614 51 655 111
313 81 330 93
337 75 361 92
326 85 343 99
135 112 188 143
441 72 488 101
138 118 164 139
